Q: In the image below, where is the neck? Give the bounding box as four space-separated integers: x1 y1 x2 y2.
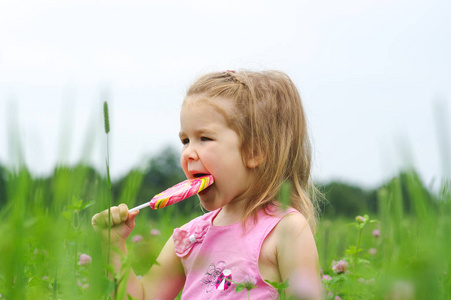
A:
213 199 246 226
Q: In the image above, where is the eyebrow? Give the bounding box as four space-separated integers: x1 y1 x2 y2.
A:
179 128 216 138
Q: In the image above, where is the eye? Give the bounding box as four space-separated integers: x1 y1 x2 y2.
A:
200 136 212 142
181 138 189 145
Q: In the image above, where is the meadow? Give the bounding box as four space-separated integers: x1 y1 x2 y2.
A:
0 107 449 299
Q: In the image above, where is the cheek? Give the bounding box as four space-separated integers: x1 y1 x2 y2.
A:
180 156 189 175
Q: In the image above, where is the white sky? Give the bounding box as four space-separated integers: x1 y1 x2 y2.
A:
0 0 450 188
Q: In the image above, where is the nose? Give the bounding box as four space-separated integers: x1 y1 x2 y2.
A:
181 143 199 162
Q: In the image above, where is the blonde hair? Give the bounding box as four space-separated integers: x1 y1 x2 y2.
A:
186 70 319 232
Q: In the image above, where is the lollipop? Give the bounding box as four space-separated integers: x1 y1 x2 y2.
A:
129 175 214 212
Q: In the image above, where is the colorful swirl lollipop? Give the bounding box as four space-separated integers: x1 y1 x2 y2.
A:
129 175 214 212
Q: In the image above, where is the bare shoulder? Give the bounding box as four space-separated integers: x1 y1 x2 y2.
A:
273 211 317 263
274 210 312 238
279 210 308 225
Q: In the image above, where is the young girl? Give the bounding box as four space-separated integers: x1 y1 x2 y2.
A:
92 70 322 299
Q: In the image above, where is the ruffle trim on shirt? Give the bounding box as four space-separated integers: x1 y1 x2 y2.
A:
173 220 210 257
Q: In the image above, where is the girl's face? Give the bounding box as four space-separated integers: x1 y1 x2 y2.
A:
179 97 253 211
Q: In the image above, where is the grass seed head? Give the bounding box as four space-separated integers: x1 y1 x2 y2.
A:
103 101 110 134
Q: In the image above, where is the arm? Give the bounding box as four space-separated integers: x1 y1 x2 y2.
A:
275 213 322 300
141 236 185 299
92 204 185 300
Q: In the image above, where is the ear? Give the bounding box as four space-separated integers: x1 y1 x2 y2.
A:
246 152 265 168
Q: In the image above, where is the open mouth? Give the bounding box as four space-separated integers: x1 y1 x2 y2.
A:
193 173 214 195
193 173 210 178
198 184 212 195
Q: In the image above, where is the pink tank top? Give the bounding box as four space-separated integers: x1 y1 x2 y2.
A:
172 204 298 300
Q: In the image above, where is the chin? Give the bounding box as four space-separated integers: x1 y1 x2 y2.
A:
199 201 217 212
198 197 220 212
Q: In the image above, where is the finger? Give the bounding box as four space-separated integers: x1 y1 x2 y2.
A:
111 206 122 225
125 210 139 229
92 211 109 228
118 203 129 222
103 209 112 227
91 213 100 228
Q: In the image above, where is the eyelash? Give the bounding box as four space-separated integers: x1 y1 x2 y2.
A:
181 136 212 145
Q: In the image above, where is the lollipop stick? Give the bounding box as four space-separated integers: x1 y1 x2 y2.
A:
129 202 150 213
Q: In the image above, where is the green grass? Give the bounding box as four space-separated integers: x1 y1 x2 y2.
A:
0 164 191 299
0 162 449 299
318 175 451 299
1 109 450 300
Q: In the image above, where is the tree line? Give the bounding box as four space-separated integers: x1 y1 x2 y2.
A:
0 146 434 219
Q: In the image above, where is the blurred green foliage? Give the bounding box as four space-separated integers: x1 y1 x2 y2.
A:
318 170 435 219
319 181 377 217
0 145 449 299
